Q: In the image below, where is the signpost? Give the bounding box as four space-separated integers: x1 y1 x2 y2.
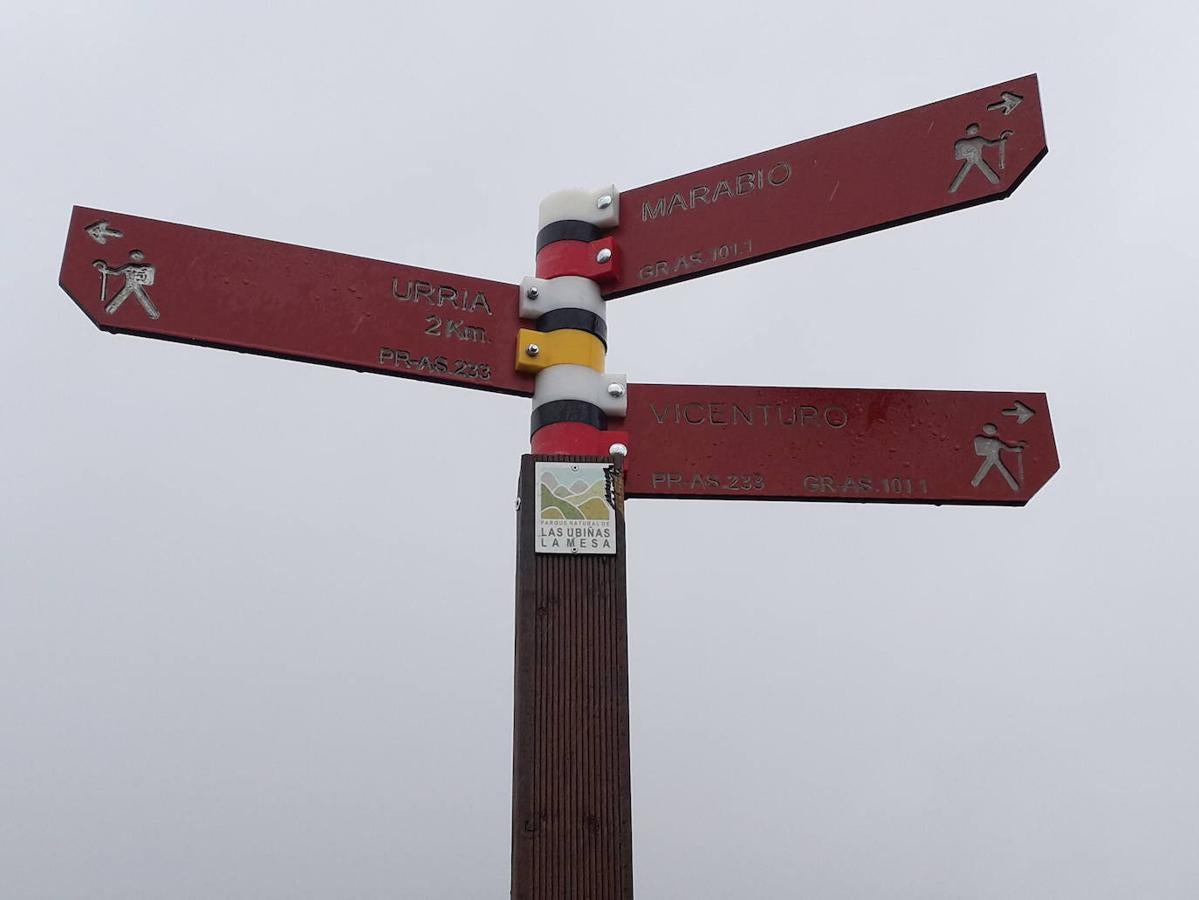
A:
58 75 1055 899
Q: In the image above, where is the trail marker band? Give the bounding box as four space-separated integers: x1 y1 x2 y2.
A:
523 185 625 457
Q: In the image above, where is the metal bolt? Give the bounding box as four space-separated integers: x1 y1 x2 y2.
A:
595 248 612 264
596 194 613 210
608 443 628 457
526 343 540 357
525 286 539 300
607 382 625 398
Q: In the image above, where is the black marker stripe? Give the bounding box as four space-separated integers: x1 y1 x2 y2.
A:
535 309 608 348
531 400 607 436
536 220 604 252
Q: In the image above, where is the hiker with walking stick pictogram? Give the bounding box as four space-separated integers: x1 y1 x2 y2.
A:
94 250 160 320
971 423 1025 491
948 124 1014 193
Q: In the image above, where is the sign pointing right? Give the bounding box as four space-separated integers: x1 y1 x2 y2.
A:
605 74 1046 298
619 383 1058 505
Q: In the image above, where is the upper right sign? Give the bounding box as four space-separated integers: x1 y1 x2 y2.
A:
605 74 1045 298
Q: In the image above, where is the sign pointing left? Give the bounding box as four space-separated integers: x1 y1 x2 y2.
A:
59 207 536 396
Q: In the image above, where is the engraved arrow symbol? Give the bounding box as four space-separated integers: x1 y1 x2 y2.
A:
85 221 123 245
1002 401 1035 425
987 92 1023 116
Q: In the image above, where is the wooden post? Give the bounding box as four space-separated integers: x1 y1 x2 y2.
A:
511 455 634 899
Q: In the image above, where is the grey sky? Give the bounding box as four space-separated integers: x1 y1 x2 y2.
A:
3 1 1197 898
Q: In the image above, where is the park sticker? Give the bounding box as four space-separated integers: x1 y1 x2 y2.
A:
535 462 617 555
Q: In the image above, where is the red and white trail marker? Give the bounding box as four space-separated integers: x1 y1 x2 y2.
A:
620 383 1058 505
606 74 1046 298
59 206 536 396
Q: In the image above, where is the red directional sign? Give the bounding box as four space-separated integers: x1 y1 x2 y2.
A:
605 74 1046 298
59 207 535 396
619 384 1058 505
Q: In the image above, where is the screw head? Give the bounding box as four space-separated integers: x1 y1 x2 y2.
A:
607 382 625 398
608 443 628 457
596 194 613 210
525 286 539 300
526 343 540 357
595 248 612 264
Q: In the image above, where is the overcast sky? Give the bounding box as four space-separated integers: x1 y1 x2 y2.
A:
3 2 1197 898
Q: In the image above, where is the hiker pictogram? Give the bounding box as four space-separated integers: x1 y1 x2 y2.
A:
94 250 159 320
971 422 1026 491
948 124 1014 193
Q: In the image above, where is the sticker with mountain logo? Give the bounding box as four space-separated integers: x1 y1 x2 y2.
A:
535 462 617 555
